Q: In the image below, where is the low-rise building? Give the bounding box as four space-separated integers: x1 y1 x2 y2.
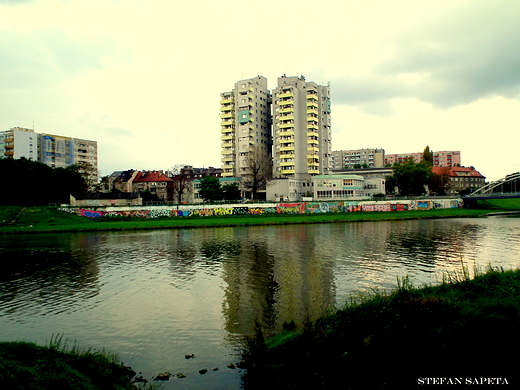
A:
433 166 486 195
131 171 174 200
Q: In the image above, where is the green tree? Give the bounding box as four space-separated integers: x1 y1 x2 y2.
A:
387 158 433 196
0 158 87 205
199 176 222 201
222 182 241 201
423 146 434 166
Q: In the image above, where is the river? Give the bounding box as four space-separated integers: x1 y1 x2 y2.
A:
1 215 519 389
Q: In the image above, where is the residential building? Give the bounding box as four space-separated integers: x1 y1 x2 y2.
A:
0 127 98 172
433 166 486 195
385 150 461 167
132 170 174 201
0 127 37 160
332 148 385 170
272 75 332 179
220 75 272 178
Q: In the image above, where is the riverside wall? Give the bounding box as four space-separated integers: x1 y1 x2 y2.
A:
60 199 463 218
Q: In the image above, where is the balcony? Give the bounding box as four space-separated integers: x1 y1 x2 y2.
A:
221 134 234 141
221 120 234 126
306 108 319 115
220 104 234 111
279 130 294 137
280 107 294 114
280 161 294 167
221 156 235 162
280 146 295 152
307 124 319 130
220 112 233 119
279 92 294 99
279 122 294 129
281 169 295 175
278 99 294 106
220 98 234 104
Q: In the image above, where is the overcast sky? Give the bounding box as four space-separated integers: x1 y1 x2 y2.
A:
1 0 519 181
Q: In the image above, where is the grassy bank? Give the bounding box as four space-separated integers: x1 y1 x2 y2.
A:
242 267 520 389
0 336 144 390
0 206 492 234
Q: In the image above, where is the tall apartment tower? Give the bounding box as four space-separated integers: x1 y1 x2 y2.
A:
220 76 272 178
272 75 331 179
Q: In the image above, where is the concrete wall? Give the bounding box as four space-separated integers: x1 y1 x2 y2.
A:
60 198 463 218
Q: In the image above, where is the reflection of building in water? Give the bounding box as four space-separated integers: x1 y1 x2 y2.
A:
220 225 336 336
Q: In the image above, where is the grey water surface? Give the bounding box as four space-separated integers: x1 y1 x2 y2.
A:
1 215 519 389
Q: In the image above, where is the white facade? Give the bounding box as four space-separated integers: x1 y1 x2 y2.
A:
267 174 385 202
272 75 332 179
0 127 37 160
220 76 272 178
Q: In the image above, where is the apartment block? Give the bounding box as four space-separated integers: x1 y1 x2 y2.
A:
272 75 332 179
220 75 272 178
0 127 98 173
332 148 385 170
385 150 461 167
0 127 37 161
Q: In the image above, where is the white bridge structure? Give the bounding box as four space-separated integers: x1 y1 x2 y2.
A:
467 172 520 198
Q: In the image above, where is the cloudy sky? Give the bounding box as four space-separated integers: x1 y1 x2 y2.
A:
1 0 519 181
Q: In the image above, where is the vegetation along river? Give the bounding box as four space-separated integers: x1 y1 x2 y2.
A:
0 215 519 389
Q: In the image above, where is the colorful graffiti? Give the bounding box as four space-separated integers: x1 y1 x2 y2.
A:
69 199 461 219
277 203 305 214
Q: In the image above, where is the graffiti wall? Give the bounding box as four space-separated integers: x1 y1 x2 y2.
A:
61 198 463 219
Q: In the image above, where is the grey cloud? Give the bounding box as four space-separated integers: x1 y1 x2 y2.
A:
0 29 128 89
0 0 37 5
333 0 520 112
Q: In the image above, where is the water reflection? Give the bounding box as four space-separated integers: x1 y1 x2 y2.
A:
0 217 519 390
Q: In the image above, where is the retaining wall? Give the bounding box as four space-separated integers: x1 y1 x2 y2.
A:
59 199 463 218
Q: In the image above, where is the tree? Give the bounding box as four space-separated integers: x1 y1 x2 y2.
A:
0 158 87 205
199 176 222 201
170 164 193 203
423 146 434 166
429 167 453 195
386 158 433 196
222 182 242 201
242 147 272 200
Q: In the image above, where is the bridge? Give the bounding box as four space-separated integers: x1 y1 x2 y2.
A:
463 172 520 210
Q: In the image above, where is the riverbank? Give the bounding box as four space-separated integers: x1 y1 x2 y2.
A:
0 206 493 234
242 267 520 389
0 336 144 389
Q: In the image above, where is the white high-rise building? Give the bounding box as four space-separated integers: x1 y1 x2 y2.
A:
272 75 331 179
220 76 272 178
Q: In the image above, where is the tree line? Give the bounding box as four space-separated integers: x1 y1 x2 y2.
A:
0 158 90 206
385 146 453 196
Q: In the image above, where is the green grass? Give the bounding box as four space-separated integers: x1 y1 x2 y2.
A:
0 206 492 234
0 335 152 390
474 197 520 210
243 266 520 389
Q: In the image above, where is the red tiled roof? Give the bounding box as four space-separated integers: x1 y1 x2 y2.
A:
432 166 485 178
133 171 173 182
